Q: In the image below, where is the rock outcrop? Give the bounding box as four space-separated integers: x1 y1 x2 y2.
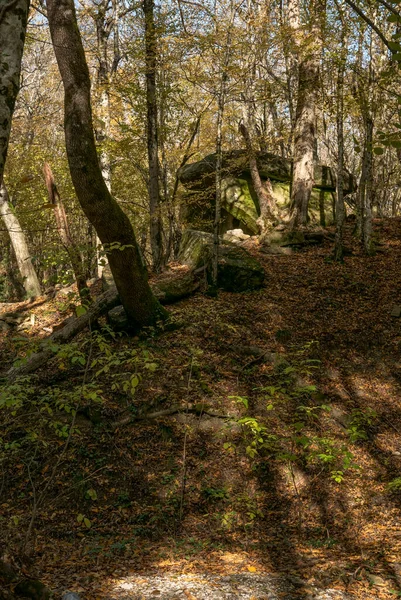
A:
178 229 265 292
178 149 355 233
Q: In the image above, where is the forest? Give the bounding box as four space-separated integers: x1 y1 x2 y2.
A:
2 0 401 598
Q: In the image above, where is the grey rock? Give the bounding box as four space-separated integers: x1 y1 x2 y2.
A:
223 228 251 244
0 320 11 332
62 593 81 600
108 305 128 331
178 229 265 292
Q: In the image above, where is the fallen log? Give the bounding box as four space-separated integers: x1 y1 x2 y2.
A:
6 288 120 381
6 269 200 381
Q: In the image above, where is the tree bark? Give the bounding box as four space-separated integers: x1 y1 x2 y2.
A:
288 0 325 229
290 57 319 228
334 56 346 261
362 117 373 254
0 0 30 183
47 0 167 330
143 0 163 272
0 183 42 297
239 121 277 232
43 163 89 302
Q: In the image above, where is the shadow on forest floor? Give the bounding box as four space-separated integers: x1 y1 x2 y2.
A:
2 220 401 599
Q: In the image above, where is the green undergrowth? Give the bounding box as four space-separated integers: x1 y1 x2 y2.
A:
0 328 380 553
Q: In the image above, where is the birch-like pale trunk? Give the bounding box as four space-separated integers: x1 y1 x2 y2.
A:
0 183 42 297
0 0 30 184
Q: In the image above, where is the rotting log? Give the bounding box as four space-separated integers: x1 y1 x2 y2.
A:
6 289 119 381
6 269 200 381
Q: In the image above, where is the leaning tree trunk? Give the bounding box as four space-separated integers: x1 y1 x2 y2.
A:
143 0 164 272
0 183 42 297
47 0 167 330
0 0 30 183
239 121 277 232
43 163 89 302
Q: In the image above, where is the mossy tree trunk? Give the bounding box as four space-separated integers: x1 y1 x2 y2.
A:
47 0 167 329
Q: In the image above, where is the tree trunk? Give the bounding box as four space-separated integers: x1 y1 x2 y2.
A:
143 0 163 272
0 0 30 183
334 56 346 261
363 117 373 254
213 74 227 290
318 167 327 227
0 183 42 297
43 163 89 302
47 0 167 330
239 121 277 232
288 0 325 229
94 2 113 279
290 57 319 228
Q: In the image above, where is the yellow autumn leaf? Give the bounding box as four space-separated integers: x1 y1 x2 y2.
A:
247 566 257 572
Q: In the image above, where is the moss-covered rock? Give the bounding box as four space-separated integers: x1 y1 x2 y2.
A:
178 149 353 231
221 177 259 234
178 229 265 292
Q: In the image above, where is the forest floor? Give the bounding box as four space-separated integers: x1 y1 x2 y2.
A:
2 219 401 600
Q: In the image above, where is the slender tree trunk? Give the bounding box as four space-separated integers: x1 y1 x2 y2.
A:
0 183 42 297
47 0 167 330
213 75 226 289
143 0 163 272
239 121 277 232
363 117 373 254
0 0 30 184
334 56 346 261
43 163 90 302
319 167 327 227
94 3 113 279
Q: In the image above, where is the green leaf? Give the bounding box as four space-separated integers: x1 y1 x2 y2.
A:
87 488 97 501
76 305 87 318
388 13 401 23
373 147 384 155
77 513 84 523
389 41 401 51
84 518 91 528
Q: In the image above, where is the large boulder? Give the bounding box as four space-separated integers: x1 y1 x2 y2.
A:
178 229 265 292
178 150 356 232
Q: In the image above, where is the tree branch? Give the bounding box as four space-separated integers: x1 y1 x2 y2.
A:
344 0 393 52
